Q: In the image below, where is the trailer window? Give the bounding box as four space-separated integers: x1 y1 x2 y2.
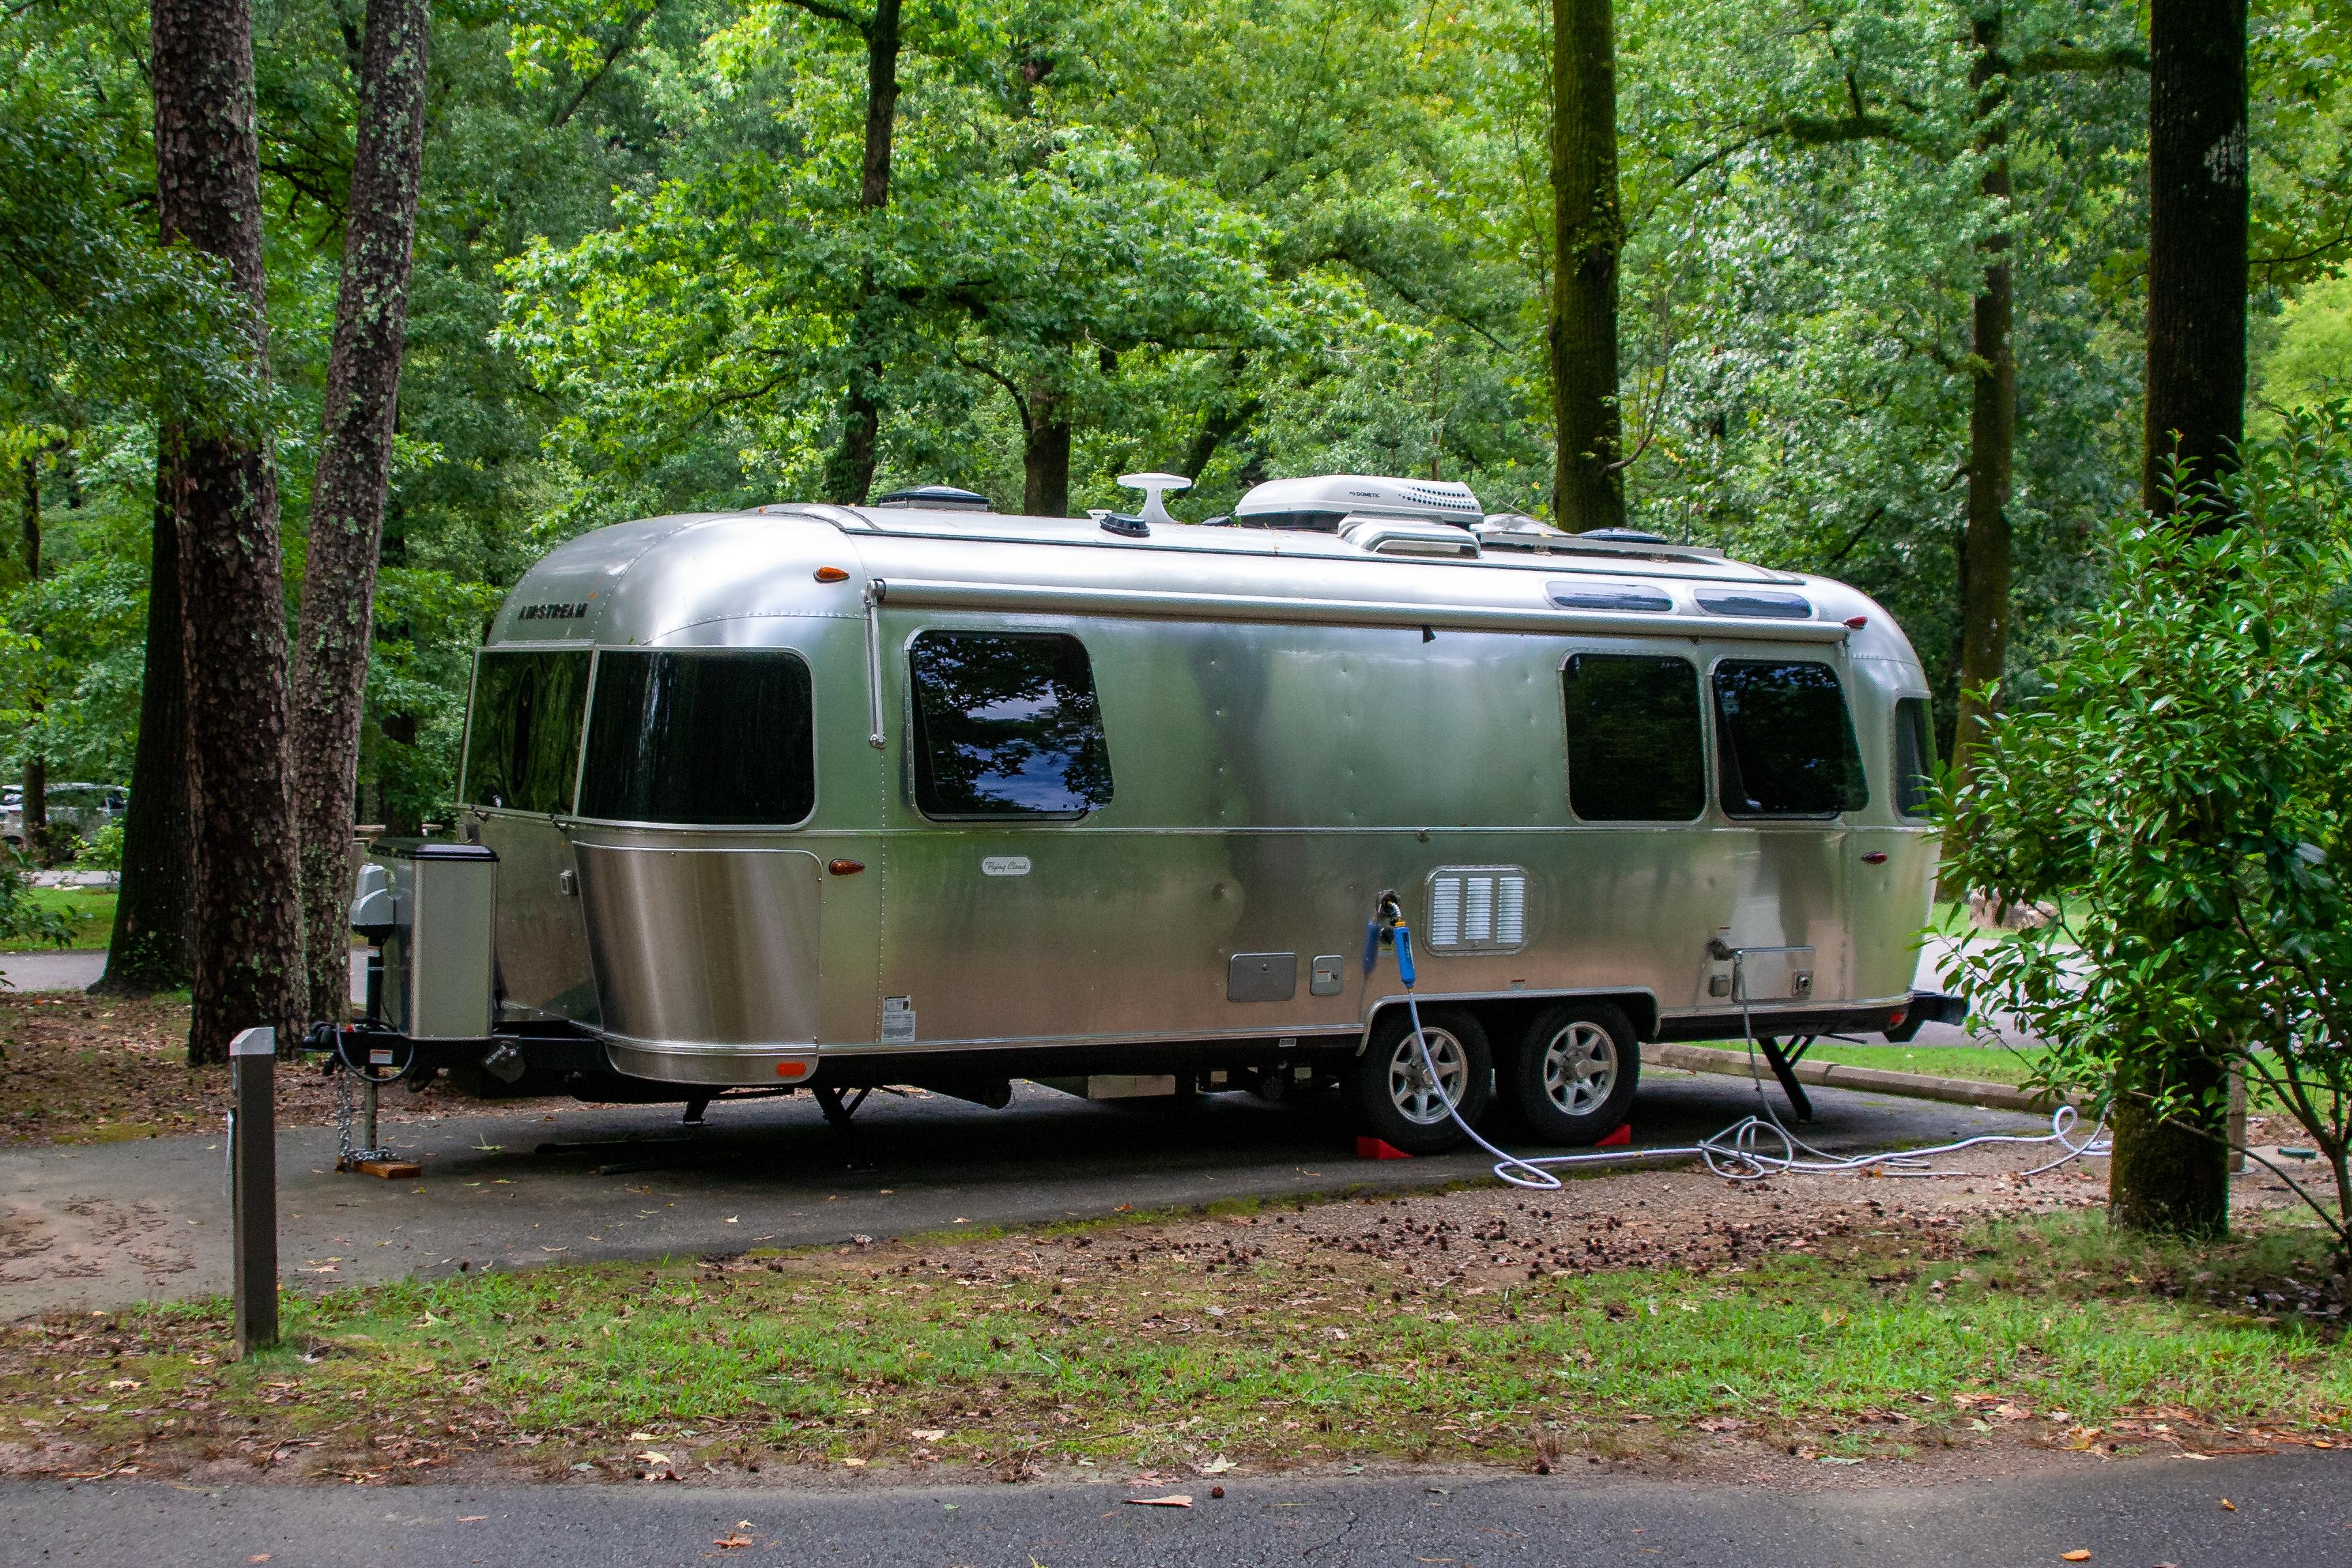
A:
578 650 816 825
908 631 1112 818
1894 696 1936 818
1712 659 1869 817
460 650 591 813
1561 653 1705 821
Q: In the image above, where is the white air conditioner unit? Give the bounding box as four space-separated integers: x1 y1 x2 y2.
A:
1232 474 1483 532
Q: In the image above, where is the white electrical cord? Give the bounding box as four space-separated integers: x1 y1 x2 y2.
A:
1386 924 2110 1192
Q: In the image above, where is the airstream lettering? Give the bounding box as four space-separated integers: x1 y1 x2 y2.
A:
335 475 1948 1154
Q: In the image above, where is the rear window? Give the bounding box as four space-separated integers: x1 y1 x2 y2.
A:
909 631 1113 817
1894 696 1937 818
460 649 591 813
579 650 816 825
1562 653 1706 821
1712 659 1869 817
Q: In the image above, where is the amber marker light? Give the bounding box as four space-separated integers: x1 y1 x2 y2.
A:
815 566 850 583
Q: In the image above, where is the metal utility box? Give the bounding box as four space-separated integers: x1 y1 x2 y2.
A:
357 838 497 1040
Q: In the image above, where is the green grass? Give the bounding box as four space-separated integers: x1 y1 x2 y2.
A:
0 886 114 951
4 1209 2343 1478
1684 1041 2050 1087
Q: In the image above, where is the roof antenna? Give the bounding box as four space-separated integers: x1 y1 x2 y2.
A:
1117 472 1191 526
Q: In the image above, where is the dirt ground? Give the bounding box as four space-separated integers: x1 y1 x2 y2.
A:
0 996 566 1145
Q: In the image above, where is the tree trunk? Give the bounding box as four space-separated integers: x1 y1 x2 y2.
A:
1548 0 1624 533
18 456 44 849
1022 379 1071 517
2107 0 2248 1233
2142 0 2247 520
1951 13 2016 788
152 0 306 1065
2108 1051 2232 1238
95 451 195 995
291 0 431 1024
821 0 902 506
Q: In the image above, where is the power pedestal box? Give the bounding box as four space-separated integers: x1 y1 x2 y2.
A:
353 839 498 1039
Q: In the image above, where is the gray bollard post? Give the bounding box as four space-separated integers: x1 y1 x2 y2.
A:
231 1026 279 1356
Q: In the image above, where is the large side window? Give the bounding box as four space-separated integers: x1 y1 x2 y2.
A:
1893 696 1936 819
1712 659 1869 818
1562 653 1705 821
460 649 591 813
579 650 816 825
908 631 1112 818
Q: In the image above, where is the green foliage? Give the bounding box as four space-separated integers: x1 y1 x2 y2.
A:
0 852 75 953
1944 409 2352 1252
76 821 124 872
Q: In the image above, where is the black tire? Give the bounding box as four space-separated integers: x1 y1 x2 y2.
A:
1501 1002 1639 1145
1347 1006 1492 1155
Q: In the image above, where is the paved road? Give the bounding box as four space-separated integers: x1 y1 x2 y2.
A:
0 949 365 997
0 1069 2057 1318
2 1450 2342 1567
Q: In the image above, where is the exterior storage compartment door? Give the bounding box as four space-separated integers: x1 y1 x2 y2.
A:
574 844 822 1083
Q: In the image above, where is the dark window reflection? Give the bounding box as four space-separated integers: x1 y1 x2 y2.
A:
1712 659 1869 817
1894 696 1936 819
461 650 591 813
579 651 816 825
909 632 1113 818
1563 653 1706 821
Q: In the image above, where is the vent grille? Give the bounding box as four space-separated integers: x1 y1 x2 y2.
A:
1424 867 1529 953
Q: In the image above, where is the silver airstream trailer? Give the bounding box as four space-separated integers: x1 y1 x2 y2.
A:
337 474 1948 1154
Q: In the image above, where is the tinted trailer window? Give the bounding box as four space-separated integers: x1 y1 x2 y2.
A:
1712 659 1869 818
461 649 590 813
909 631 1113 818
580 650 817 825
1561 653 1706 821
1893 695 1936 818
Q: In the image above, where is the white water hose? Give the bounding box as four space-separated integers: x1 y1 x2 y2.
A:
1365 897 2108 1192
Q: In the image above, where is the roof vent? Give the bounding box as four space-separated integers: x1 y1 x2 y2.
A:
1232 474 1482 532
1340 515 1480 558
873 484 992 512
1474 512 1571 553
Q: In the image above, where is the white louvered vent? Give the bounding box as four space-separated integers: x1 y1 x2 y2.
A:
1424 866 1530 953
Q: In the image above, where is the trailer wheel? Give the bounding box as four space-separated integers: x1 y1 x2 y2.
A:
1502 1002 1639 1145
1349 1007 1492 1155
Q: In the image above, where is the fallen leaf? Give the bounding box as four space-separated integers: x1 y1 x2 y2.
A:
909 1428 948 1442
1125 1494 1192 1507
713 1535 754 1550
1199 1456 1235 1475
2060 1553 2091 1563
456 1516 487 1523
635 1451 669 1465
840 1457 867 1468
2219 1498 2236 1512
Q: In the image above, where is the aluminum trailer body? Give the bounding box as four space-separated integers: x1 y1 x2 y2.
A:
348 483 1946 1151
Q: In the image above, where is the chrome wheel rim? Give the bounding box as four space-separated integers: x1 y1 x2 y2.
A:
1542 1021 1618 1116
1388 1026 1468 1126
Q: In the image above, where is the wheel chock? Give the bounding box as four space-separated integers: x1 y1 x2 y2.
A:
1355 1137 1413 1160
1595 1123 1633 1148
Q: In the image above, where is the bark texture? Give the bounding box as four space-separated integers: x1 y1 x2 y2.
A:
2108 1053 2232 1238
18 457 43 849
291 0 431 1024
2108 0 2247 1235
2142 0 2247 519
1548 0 1624 533
96 451 195 994
152 0 305 1064
1952 12 2016 786
1020 380 1071 517
818 0 901 506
